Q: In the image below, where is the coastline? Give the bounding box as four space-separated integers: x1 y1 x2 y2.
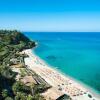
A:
23 49 100 100
33 49 100 99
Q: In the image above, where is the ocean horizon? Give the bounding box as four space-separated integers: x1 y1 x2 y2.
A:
24 32 100 94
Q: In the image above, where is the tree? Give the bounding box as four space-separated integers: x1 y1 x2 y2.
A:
0 65 13 79
12 81 24 95
27 95 34 100
2 89 8 98
15 92 26 100
33 93 45 100
12 81 30 95
5 97 13 100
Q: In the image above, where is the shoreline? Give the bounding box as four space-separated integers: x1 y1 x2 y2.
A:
34 44 100 96
32 49 100 98
23 49 100 100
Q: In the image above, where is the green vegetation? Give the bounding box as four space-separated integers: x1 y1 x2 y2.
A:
20 68 28 77
0 30 45 100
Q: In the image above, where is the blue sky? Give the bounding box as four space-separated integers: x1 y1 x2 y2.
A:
0 0 100 31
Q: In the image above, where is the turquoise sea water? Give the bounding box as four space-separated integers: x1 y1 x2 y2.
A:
24 32 100 93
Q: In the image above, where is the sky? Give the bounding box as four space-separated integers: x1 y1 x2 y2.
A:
0 0 100 32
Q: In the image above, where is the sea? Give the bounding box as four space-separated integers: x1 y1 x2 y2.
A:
24 32 100 94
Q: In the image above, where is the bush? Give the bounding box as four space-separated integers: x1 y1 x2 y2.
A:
15 92 26 100
5 97 13 100
2 89 8 98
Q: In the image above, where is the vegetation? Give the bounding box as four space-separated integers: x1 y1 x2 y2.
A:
0 30 45 100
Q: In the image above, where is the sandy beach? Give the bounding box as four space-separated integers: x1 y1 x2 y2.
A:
23 49 99 100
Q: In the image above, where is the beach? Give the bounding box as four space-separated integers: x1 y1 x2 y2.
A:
23 49 99 100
